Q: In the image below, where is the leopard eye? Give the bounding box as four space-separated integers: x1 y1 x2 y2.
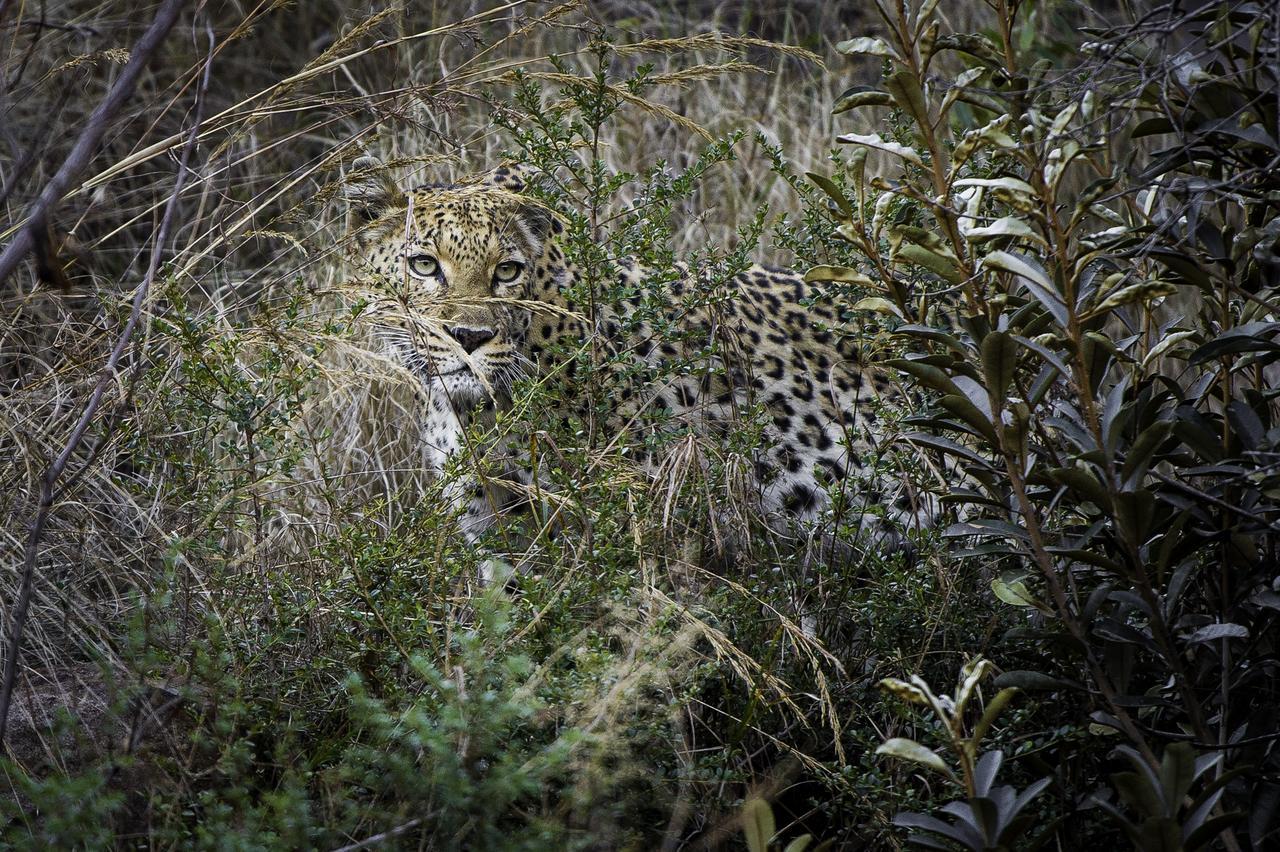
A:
493 260 523 283
406 254 440 279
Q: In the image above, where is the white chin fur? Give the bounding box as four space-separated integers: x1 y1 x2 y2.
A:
434 370 490 408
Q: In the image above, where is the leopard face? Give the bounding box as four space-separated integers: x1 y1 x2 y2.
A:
345 160 554 409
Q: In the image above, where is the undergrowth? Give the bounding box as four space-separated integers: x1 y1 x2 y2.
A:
1 0 1275 849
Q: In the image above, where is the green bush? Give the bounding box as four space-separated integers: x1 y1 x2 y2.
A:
818 0 1279 846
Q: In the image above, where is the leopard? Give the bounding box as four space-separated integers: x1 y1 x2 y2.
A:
341 157 932 561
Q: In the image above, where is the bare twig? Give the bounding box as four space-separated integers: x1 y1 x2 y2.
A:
330 818 427 852
0 11 210 747
1151 470 1280 534
0 0 188 286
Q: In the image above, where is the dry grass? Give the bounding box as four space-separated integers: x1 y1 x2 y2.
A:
0 0 885 770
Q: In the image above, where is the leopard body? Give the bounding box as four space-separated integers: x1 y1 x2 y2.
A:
344 160 917 548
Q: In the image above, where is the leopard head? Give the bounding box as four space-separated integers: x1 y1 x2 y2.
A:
344 158 554 409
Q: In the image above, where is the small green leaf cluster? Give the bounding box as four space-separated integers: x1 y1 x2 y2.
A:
876 659 1058 851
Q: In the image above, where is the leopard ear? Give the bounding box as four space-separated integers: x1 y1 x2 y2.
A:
344 155 404 222
480 163 531 192
477 163 556 242
516 200 558 244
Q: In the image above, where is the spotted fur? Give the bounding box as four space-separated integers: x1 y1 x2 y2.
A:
344 158 921 549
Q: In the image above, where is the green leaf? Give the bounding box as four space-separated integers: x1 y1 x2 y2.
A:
805 173 854 219
952 176 1036 195
835 36 897 59
913 0 941 36
836 132 925 168
982 249 1053 291
1158 743 1198 815
887 358 963 397
895 324 969 355
1048 102 1079 139
972 750 1004 797
983 251 1068 325
804 264 875 287
898 431 995 469
932 32 1004 64
954 658 993 716
1114 489 1155 547
783 836 814 852
940 393 1001 444
1131 117 1174 137
939 67 987 117
965 216 1044 244
876 738 956 779
878 677 931 705
1187 321 1280 365
1141 330 1197 367
885 69 931 131
741 799 776 852
893 224 953 253
1185 623 1248 643
847 147 868 204
897 243 967 284
980 331 1018 399
1012 334 1070 377
1185 813 1247 852
1145 247 1213 289
1085 279 1179 318
1111 770 1163 819
992 573 1039 607
950 118 1019 174
1046 545 1125 573
851 297 904 318
1071 172 1124 226
993 670 1078 691
946 518 1029 541
833 88 895 113
1120 420 1173 486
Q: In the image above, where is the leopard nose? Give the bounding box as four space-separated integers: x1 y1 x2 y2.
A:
447 325 496 353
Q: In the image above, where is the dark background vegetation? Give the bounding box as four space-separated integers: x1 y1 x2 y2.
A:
0 0 1276 849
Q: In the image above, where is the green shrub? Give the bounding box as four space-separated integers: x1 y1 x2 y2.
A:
819 0 1279 846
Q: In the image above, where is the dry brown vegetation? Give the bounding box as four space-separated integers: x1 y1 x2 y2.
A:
0 0 848 710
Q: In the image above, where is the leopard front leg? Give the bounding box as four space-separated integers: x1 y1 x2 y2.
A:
419 399 497 544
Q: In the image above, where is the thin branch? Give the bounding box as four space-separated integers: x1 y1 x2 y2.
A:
0 0 188 286
1151 470 1280 534
330 818 427 852
0 13 211 747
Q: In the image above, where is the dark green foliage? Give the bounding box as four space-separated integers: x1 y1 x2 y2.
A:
827 0 1280 848
0 761 122 848
1096 743 1248 852
875 660 1060 851
892 753 1055 852
333 592 590 852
